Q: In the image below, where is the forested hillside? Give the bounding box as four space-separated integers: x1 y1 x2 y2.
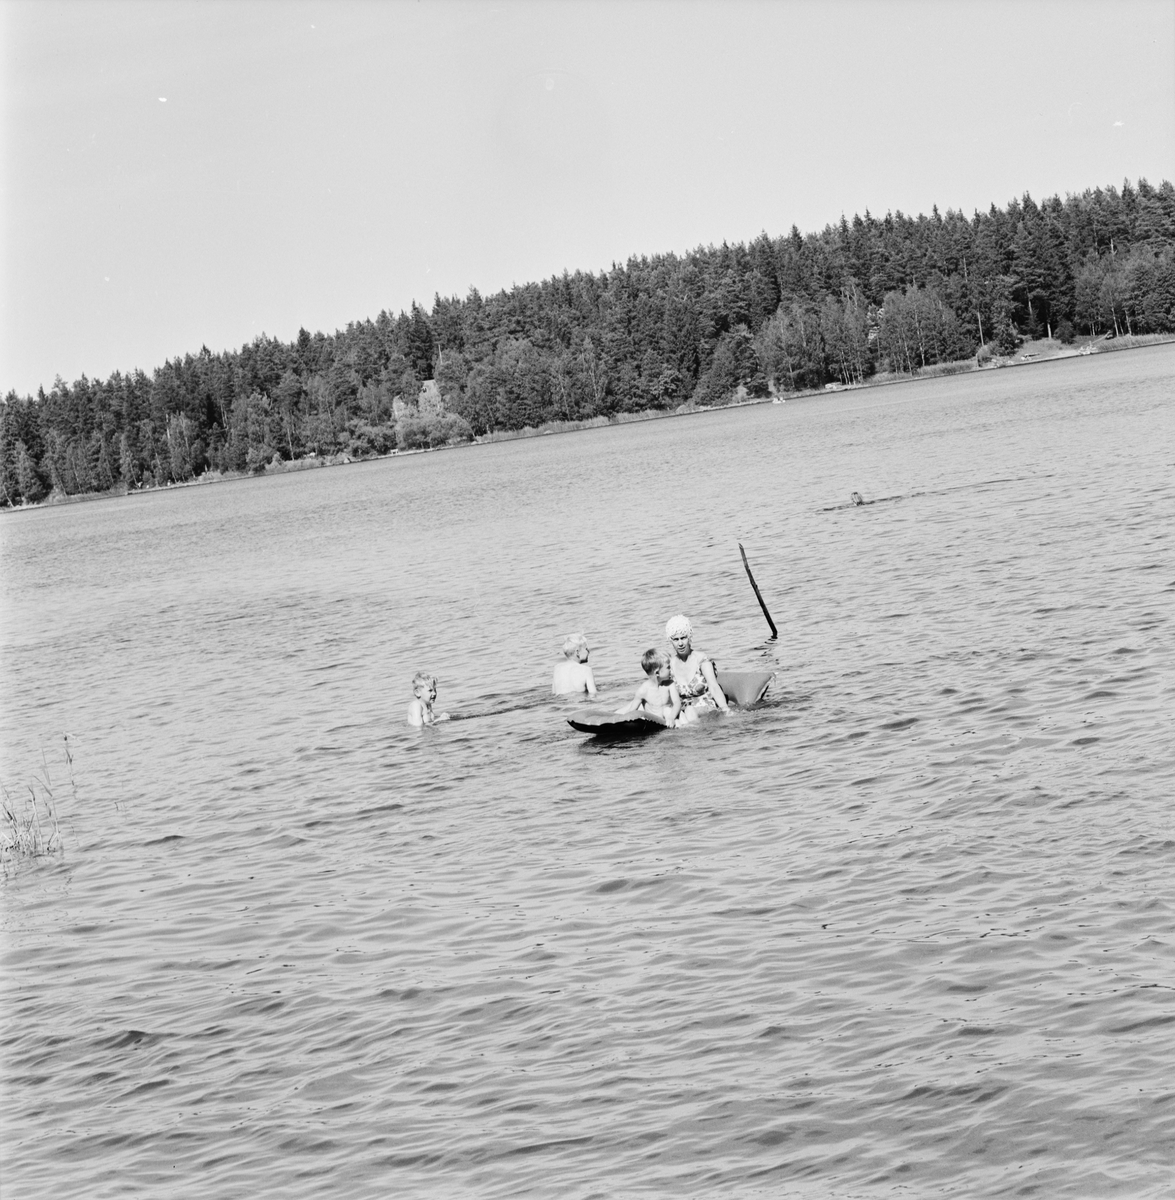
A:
4 178 1174 506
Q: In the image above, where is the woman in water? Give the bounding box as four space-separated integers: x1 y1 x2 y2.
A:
664 614 728 721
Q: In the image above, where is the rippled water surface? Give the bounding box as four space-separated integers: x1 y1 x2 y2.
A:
3 346 1174 1198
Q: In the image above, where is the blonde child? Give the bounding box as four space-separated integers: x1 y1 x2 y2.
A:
407 672 450 727
616 649 682 727
552 633 598 696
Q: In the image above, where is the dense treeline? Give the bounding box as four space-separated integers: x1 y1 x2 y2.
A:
4 178 1175 506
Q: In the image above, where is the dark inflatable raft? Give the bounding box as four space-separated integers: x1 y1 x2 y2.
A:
568 669 775 740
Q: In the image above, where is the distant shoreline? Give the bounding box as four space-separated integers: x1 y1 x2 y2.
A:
6 334 1172 513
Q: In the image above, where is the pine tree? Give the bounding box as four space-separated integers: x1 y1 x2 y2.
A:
406 302 436 379
16 442 46 503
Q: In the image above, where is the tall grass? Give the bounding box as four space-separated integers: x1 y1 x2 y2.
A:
1094 332 1175 352
1 736 73 870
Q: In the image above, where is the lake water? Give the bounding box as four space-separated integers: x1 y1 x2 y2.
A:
2 345 1173 1198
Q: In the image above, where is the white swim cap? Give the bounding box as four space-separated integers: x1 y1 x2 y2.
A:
665 614 693 639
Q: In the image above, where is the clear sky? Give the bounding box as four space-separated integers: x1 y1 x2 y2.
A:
2 0 1173 396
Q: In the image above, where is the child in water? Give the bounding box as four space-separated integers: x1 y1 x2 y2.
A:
616 649 682 727
552 632 598 696
407 672 450 727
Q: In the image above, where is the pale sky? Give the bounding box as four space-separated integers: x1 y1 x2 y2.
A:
2 0 1173 396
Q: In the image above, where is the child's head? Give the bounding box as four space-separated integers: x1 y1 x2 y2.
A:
563 633 589 663
412 671 438 700
641 648 669 679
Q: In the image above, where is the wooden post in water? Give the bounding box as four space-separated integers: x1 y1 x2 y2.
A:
738 542 778 640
